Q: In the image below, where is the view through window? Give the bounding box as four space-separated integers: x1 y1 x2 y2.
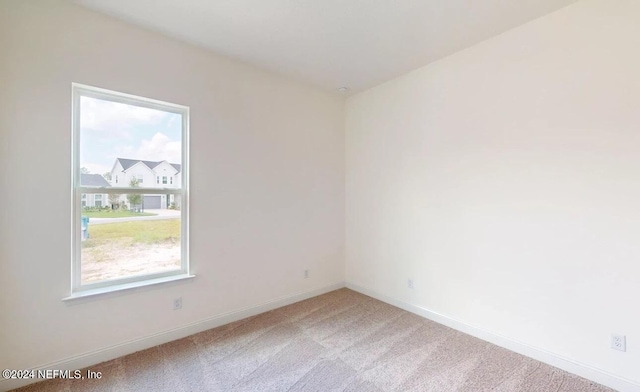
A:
73 84 189 291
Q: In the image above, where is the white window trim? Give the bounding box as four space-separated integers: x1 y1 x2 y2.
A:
70 83 191 297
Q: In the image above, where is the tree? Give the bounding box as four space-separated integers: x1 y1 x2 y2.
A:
103 172 112 181
126 178 142 211
108 192 121 208
80 167 90 174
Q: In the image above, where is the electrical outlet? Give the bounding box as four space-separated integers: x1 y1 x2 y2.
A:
611 334 626 352
304 269 309 279
173 297 182 310
407 279 414 289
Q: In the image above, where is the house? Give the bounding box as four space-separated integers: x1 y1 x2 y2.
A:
80 173 110 208
109 158 182 209
2 1 639 392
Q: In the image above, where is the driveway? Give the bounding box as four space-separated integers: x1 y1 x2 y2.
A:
89 209 181 225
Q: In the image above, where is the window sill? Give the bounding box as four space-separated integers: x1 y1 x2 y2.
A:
62 274 196 302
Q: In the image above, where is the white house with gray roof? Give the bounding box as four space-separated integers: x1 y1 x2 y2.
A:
80 173 110 208
109 158 182 209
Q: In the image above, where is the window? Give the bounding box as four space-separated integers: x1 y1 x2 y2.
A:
157 176 160 184
162 176 167 184
170 177 173 185
72 83 190 295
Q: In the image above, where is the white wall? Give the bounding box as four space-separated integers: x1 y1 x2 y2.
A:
346 0 640 388
0 1 344 387
84 193 108 208
153 162 179 188
124 162 154 187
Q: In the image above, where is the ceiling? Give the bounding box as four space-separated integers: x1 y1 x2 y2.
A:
73 0 579 94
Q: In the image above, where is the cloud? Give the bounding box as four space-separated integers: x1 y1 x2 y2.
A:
81 162 113 175
134 132 181 164
80 96 168 136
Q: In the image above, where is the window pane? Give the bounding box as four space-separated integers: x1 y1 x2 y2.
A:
75 88 186 290
79 96 182 190
80 193 181 284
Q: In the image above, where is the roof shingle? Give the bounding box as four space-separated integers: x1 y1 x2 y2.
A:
81 173 111 187
116 158 181 174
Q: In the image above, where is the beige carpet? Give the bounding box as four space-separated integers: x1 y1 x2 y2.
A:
15 288 613 392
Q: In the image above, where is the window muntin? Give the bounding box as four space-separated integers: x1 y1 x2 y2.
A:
72 84 189 293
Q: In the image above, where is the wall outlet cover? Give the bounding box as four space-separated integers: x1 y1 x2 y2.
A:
611 334 626 352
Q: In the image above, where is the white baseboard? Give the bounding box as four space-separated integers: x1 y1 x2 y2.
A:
1 282 345 392
346 282 640 392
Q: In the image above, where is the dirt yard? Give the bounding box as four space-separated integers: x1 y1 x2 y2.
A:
80 219 181 283
82 242 180 283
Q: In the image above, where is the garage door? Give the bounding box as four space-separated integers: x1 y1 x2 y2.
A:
143 195 161 209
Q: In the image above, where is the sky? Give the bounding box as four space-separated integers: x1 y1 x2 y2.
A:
80 96 182 175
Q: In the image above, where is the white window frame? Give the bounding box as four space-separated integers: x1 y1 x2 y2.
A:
70 83 191 297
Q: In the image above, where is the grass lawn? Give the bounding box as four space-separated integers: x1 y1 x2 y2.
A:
82 210 157 218
83 219 180 246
